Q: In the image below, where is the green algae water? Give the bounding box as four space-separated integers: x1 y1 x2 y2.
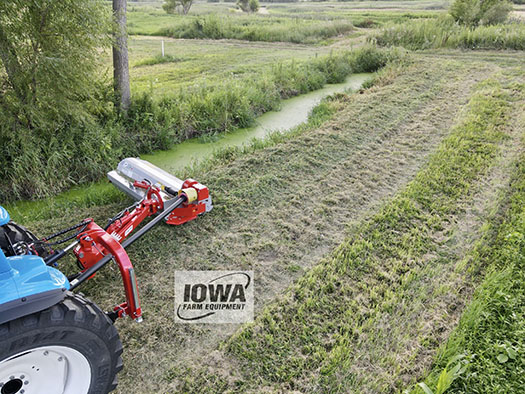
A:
144 73 370 172
7 73 371 221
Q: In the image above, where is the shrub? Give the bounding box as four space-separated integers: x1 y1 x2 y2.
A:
249 0 260 12
450 0 512 26
237 0 258 13
163 0 194 15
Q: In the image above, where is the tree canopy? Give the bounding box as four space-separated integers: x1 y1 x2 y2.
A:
0 1 109 129
163 0 194 15
0 0 111 199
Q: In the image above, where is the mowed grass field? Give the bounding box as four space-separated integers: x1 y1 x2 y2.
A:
16 1 525 393
25 49 525 392
127 37 330 95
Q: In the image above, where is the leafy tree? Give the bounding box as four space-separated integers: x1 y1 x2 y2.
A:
450 0 513 26
237 0 260 13
163 0 194 15
0 0 111 199
0 0 109 130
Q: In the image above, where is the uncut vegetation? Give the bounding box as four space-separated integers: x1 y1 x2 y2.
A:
126 2 440 38
0 45 399 202
450 0 513 26
157 14 355 44
0 1 110 201
373 15 525 50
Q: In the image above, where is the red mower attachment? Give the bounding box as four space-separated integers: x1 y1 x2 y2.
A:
74 220 143 321
40 158 212 322
107 157 212 223
166 179 210 225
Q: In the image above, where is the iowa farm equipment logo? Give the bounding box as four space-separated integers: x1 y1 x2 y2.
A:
174 271 254 323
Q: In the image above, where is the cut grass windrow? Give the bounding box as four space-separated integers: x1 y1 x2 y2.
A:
203 78 518 392
411 104 525 394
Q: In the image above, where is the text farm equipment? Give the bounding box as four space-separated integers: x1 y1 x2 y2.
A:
0 158 211 394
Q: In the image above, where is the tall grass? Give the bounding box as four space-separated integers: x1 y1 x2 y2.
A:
0 46 403 202
157 14 355 44
134 54 181 67
373 15 525 50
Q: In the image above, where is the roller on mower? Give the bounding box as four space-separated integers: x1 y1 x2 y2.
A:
0 158 211 394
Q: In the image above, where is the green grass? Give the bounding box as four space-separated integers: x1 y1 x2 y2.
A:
411 126 525 393
157 14 355 44
127 5 355 43
0 45 401 202
373 15 525 50
195 77 516 392
123 45 401 147
6 46 400 218
15 52 523 393
126 37 324 96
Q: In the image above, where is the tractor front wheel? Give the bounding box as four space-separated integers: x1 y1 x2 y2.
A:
0 292 123 394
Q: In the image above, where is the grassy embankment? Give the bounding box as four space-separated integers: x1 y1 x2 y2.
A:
124 45 399 145
412 122 525 392
6 45 400 215
159 70 523 392
373 15 525 50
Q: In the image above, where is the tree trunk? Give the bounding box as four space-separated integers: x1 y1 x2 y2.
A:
112 0 131 113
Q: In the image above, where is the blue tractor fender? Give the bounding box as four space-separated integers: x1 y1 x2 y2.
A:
0 206 70 324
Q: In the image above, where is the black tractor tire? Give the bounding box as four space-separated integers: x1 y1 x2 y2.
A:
0 292 123 394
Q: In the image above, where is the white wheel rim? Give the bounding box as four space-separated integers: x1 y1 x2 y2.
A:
0 346 91 394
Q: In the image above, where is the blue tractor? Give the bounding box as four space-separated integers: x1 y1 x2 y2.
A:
0 205 123 394
0 158 211 394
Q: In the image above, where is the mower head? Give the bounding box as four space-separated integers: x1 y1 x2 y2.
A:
107 158 212 225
